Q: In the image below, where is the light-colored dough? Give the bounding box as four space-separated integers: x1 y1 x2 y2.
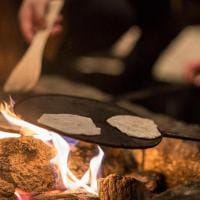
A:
38 114 101 135
107 115 161 139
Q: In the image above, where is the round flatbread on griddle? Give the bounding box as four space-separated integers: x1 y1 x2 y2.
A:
38 114 101 136
107 115 161 139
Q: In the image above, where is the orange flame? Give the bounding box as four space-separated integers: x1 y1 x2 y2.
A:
0 101 104 198
14 189 31 200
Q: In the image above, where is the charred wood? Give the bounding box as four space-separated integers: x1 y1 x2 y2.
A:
0 136 56 193
32 190 99 200
130 171 166 193
150 182 200 200
0 179 15 200
68 142 97 178
68 141 137 178
101 146 137 177
98 174 145 200
137 138 200 187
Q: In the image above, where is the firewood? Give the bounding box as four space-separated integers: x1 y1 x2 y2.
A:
0 136 56 193
68 142 137 179
130 171 164 192
98 174 144 200
150 182 200 200
68 142 97 178
133 138 200 187
0 179 15 200
0 197 16 200
32 190 99 200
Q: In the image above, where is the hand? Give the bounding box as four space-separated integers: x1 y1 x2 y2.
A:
184 60 200 86
19 0 63 43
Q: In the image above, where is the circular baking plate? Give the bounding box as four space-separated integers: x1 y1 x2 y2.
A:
14 94 162 149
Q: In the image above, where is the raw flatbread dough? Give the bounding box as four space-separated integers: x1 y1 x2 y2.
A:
107 115 161 139
38 114 101 135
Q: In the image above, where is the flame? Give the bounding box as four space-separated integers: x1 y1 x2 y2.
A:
0 131 20 139
0 101 104 198
15 189 31 200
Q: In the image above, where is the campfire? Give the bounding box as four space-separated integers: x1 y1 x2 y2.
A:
0 98 199 200
0 101 104 199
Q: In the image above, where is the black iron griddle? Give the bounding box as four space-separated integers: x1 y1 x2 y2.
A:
14 94 162 149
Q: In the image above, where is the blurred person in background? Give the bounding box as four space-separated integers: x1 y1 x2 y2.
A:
18 0 181 95
175 0 200 88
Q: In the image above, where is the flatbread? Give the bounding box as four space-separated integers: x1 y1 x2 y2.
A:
107 115 161 139
38 114 101 136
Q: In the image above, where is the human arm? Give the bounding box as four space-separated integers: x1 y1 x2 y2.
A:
19 0 62 42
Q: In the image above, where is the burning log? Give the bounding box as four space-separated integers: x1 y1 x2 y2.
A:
68 141 137 179
32 174 149 200
98 174 144 200
133 138 200 187
68 142 97 178
150 182 200 200
32 189 99 200
32 174 146 200
33 174 147 200
0 136 56 193
0 179 15 200
0 136 149 200
130 171 165 193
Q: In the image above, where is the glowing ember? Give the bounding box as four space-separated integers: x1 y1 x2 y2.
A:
0 101 104 198
15 189 31 200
